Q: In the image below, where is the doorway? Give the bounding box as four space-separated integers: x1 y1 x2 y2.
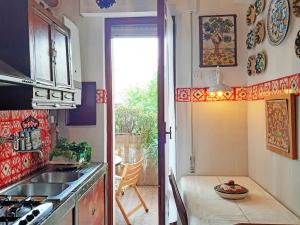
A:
113 37 158 225
105 17 160 225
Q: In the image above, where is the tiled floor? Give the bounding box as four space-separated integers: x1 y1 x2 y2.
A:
115 186 158 225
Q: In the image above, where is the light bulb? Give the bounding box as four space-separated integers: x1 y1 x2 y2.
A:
217 91 223 97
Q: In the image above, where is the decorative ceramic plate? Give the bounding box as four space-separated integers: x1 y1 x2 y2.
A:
247 55 256 76
247 4 257 25
246 30 256 49
293 0 300 16
267 0 290 46
256 52 267 74
255 20 266 44
295 30 300 58
255 0 265 14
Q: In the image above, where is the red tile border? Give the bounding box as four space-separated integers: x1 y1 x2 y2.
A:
176 73 300 102
96 89 107 104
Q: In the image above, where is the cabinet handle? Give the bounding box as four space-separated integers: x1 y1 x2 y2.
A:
64 94 73 100
52 93 61 99
35 91 47 98
91 208 96 216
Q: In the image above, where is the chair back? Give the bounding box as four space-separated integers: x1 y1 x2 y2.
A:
169 171 188 225
116 159 144 195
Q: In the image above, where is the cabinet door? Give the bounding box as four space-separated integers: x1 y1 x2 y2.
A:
92 177 105 225
32 8 54 86
78 177 105 225
53 26 71 88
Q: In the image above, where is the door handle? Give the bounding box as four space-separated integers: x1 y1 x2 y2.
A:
165 126 172 140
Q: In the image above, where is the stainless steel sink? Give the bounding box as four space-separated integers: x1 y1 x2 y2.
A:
31 172 84 183
2 183 69 197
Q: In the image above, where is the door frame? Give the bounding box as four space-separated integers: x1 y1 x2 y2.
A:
157 0 166 224
104 16 165 225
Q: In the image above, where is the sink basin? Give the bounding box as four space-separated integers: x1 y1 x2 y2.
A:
3 183 69 197
31 172 84 183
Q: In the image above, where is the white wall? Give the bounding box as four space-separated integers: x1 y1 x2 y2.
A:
53 0 107 162
174 0 249 178
246 0 300 217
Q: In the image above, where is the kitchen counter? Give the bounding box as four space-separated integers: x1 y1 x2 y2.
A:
0 162 107 225
40 162 107 225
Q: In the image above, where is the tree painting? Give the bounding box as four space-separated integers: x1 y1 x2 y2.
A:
199 15 237 67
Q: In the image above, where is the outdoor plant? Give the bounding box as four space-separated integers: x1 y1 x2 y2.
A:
115 76 158 166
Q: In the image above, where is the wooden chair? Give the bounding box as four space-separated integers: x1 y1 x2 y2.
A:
115 159 149 225
169 171 188 225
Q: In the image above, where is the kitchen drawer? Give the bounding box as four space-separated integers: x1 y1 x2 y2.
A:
33 87 50 100
63 92 74 102
50 90 63 101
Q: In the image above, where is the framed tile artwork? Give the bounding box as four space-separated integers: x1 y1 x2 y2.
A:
265 94 297 159
199 14 237 67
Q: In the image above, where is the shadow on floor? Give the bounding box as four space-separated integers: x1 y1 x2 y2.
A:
115 186 158 225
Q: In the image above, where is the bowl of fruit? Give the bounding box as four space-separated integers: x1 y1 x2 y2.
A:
214 180 248 200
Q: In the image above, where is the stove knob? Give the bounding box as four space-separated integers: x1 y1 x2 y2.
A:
26 214 34 222
19 220 28 225
32 209 40 216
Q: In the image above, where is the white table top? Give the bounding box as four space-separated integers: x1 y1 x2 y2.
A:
179 176 300 225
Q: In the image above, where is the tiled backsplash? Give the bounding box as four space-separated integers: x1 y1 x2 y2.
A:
0 110 51 188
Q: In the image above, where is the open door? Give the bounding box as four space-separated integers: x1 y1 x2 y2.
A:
158 0 176 224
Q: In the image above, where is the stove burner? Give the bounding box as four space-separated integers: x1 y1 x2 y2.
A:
0 196 52 225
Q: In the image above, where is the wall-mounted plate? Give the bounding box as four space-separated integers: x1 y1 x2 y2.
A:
256 52 267 74
247 55 256 76
255 0 265 15
293 0 300 16
246 29 256 49
267 0 290 46
295 30 300 58
247 4 257 25
255 20 266 44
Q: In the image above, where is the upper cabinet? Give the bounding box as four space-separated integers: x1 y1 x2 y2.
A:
64 16 82 105
52 25 72 88
0 0 77 110
32 7 54 86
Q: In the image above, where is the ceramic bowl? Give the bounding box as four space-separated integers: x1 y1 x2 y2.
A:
215 189 249 200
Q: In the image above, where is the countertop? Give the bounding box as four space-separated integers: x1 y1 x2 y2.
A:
0 162 107 225
40 162 107 225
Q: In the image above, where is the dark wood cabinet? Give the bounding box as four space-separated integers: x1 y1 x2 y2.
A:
78 177 106 225
53 25 72 88
0 0 75 109
32 7 54 86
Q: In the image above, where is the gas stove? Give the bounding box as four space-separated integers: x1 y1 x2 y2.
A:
0 196 53 225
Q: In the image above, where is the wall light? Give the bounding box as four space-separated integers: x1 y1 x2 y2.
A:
208 66 231 94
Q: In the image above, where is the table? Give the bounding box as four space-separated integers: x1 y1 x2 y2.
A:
179 176 300 225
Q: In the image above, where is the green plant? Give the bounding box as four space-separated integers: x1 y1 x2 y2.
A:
49 138 92 162
115 75 158 166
